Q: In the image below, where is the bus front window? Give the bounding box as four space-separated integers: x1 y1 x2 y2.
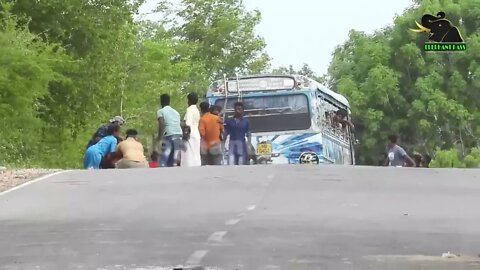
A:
215 94 311 133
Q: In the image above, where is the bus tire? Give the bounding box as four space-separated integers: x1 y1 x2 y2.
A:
299 152 320 164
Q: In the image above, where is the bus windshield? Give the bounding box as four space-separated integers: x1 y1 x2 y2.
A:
215 94 311 133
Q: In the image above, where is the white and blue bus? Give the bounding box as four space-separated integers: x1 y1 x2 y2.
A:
206 74 355 165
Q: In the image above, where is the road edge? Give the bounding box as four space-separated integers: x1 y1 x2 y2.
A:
0 170 72 196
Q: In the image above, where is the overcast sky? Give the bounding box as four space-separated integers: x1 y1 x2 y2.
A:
139 0 413 75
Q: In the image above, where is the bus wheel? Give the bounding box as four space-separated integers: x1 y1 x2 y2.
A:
258 158 268 164
299 152 320 164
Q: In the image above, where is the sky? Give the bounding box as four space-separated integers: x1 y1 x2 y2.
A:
139 0 413 75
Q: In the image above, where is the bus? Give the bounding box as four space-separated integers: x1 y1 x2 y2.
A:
205 74 355 165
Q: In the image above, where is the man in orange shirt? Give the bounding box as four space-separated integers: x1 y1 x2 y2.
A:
199 105 224 165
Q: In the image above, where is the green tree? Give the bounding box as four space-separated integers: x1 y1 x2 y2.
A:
272 63 324 82
158 0 271 80
327 0 480 166
2 0 147 167
0 0 271 168
429 148 465 168
0 4 69 166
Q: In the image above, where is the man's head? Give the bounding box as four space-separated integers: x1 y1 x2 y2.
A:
110 116 125 126
387 134 398 148
160 94 170 107
199 101 210 114
108 123 121 137
187 93 199 106
210 105 221 116
334 109 348 122
234 102 244 117
126 129 138 139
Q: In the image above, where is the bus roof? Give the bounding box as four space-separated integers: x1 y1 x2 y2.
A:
316 84 350 108
207 74 350 108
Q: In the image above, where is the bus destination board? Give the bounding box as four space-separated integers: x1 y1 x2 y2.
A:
227 77 295 92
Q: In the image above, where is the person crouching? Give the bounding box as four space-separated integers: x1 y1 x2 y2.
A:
115 129 149 169
84 124 121 169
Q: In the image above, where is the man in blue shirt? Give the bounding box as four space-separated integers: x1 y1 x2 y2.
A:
224 102 251 165
84 124 122 169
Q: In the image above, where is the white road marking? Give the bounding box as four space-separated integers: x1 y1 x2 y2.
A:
185 250 208 265
246 205 256 211
0 170 71 196
207 231 227 243
225 218 240 225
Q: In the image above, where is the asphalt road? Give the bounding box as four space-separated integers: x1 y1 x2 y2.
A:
1 165 480 270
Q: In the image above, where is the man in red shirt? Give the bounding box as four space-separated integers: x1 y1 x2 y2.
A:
199 105 224 165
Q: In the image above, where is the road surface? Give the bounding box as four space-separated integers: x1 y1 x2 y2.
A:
1 165 480 270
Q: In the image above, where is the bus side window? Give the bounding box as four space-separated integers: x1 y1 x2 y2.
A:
316 95 325 127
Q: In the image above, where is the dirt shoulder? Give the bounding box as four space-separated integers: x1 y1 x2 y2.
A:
0 168 62 193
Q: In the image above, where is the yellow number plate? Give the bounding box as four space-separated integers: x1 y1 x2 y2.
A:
256 143 272 155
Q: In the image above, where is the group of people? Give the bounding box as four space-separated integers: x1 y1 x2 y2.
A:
156 93 252 167
83 121 152 169
83 98 433 169
83 92 253 169
381 134 431 168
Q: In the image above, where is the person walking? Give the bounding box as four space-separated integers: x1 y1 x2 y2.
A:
156 94 183 167
181 93 202 167
385 134 415 167
84 124 121 169
224 102 251 165
199 105 224 165
115 129 149 169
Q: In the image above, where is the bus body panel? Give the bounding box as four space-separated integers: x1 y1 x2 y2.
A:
220 131 353 165
250 132 325 165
